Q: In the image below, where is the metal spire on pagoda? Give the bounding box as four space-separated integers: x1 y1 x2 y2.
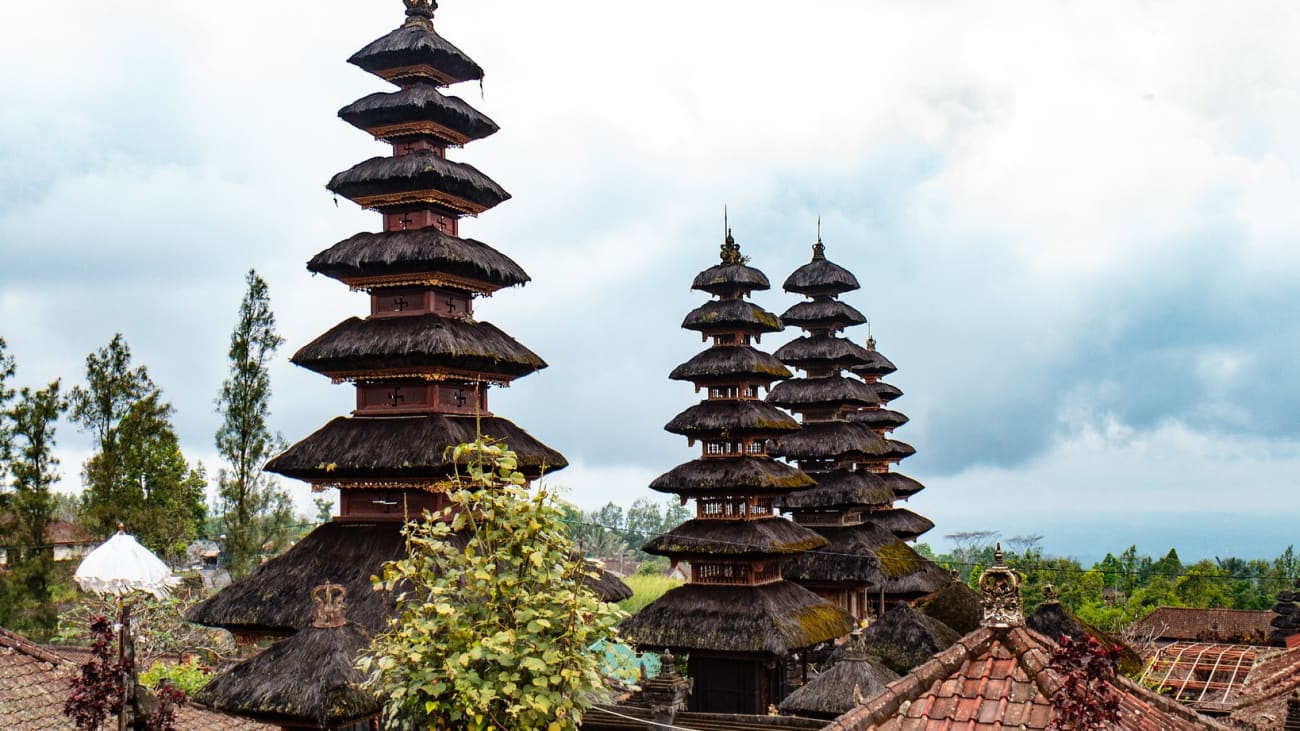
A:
621 227 855 715
768 227 948 621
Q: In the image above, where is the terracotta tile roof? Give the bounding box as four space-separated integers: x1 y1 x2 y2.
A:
1227 646 1300 731
0 625 273 731
1134 607 1274 644
822 625 1230 730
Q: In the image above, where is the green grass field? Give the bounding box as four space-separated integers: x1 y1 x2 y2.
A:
617 574 683 614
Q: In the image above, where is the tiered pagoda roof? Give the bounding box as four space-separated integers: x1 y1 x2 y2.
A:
622 230 854 715
767 233 946 619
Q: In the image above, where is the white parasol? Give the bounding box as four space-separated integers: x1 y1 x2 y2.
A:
74 529 182 599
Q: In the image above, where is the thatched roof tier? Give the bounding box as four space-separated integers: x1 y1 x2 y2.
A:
767 376 881 410
691 263 771 296
852 604 962 674
186 521 404 635
338 84 499 145
348 21 484 86
585 562 634 603
265 414 566 483
768 421 892 461
869 380 903 403
783 257 860 297
784 524 949 596
1027 601 1143 675
327 151 509 214
307 229 529 292
664 399 801 438
621 581 855 655
779 299 868 331
681 299 782 334
879 472 925 499
195 621 379 728
668 346 791 383
847 407 909 431
642 518 827 559
851 347 897 377
777 634 900 719
648 458 814 496
774 335 873 371
918 580 981 635
777 469 893 510
291 314 545 382
868 507 934 540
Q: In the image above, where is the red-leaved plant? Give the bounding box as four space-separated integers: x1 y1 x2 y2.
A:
146 681 188 731
64 614 130 730
1048 634 1122 730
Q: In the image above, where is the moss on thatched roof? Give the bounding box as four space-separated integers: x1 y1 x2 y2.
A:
291 314 545 381
339 84 498 144
852 348 897 377
681 299 782 334
348 22 484 85
777 634 899 718
186 521 404 635
621 581 854 655
846 407 909 431
691 263 771 296
768 421 891 461
779 299 868 331
783 258 860 297
648 458 814 495
868 507 934 540
777 469 894 510
774 335 873 370
327 151 509 212
668 346 791 383
918 580 981 635
767 376 881 410
854 604 961 674
266 414 566 483
664 399 800 438
784 524 948 596
195 621 378 728
642 518 827 559
878 471 925 499
307 229 529 291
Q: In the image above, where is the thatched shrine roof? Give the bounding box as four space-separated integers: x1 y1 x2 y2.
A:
878 471 925 499
669 346 791 383
291 314 545 382
266 414 566 483
774 334 874 371
327 151 509 213
339 84 499 144
348 20 484 85
777 469 894 510
307 229 530 292
918 579 982 635
585 562 635 603
778 633 900 719
691 263 771 296
642 517 827 559
664 399 801 438
681 299 782 334
621 581 855 655
1028 600 1143 676
767 376 881 410
851 346 897 377
648 457 814 496
846 406 910 431
195 619 378 729
768 421 894 461
784 524 949 597
868 507 934 540
854 604 962 674
868 380 903 403
779 298 868 331
783 257 860 297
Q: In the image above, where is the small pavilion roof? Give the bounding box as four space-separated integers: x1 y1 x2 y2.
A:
919 579 982 636
307 229 530 292
339 84 499 145
780 299 867 331
1133 607 1274 645
767 376 881 411
327 151 510 214
778 631 900 719
682 299 783 334
1027 597 1143 675
664 399 801 438
642 517 827 560
855 604 962 674
669 346 792 383
348 15 484 86
649 457 814 496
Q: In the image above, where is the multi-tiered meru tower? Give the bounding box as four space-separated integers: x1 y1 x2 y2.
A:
189 0 568 647
622 231 855 715
770 233 947 622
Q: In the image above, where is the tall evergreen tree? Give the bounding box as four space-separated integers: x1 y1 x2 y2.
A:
215 270 289 578
0 338 16 491
3 379 67 636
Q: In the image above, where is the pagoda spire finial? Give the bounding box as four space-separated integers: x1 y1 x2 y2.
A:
720 207 745 265
404 0 436 22
812 217 826 260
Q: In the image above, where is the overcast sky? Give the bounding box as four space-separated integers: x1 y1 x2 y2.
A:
3 1 1299 562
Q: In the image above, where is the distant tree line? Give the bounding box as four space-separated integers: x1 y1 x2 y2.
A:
565 497 691 569
0 270 295 639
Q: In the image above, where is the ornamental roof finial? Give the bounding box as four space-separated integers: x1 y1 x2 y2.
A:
404 0 436 22
719 206 745 265
812 217 826 260
978 543 1023 629
311 581 349 628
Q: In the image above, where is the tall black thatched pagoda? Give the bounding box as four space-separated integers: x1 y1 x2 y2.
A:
621 231 856 715
769 231 947 621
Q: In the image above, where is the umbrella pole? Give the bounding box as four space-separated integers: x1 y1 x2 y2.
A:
118 598 127 731
118 600 136 731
